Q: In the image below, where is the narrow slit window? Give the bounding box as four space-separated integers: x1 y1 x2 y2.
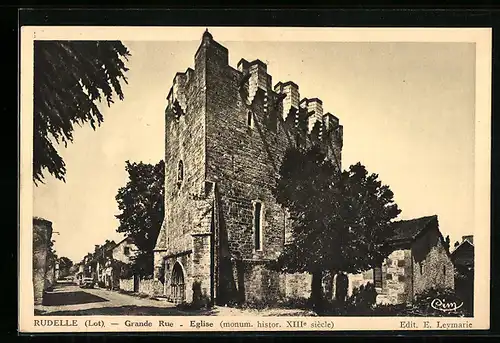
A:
443 265 446 276
247 111 253 128
177 160 184 185
254 201 263 250
284 210 292 245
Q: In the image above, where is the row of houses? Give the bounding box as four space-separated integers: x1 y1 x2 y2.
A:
84 217 474 312
33 216 474 311
73 236 153 293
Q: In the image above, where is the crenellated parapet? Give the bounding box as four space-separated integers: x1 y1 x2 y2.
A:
164 30 343 153
166 68 194 120
273 80 343 148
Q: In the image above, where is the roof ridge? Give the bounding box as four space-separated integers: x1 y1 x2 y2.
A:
393 214 437 224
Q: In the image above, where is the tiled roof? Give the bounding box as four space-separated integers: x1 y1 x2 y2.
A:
389 215 438 242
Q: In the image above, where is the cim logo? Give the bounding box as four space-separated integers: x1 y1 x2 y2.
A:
430 295 464 313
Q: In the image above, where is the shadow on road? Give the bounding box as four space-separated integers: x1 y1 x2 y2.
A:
42 291 109 306
37 305 217 316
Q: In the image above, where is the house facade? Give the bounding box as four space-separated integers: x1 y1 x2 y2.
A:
112 236 138 264
32 217 54 305
347 215 455 305
153 30 343 306
112 236 143 292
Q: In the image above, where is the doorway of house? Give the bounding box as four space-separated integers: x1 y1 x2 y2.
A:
171 262 186 304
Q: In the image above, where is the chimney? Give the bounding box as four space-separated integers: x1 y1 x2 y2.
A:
274 81 300 120
462 235 474 245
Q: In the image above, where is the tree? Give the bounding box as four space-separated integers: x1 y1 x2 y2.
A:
115 160 165 277
34 41 131 184
271 145 401 313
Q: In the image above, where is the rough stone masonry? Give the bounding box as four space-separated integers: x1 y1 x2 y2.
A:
153 30 343 306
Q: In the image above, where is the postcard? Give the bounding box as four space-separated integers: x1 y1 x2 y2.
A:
19 26 491 333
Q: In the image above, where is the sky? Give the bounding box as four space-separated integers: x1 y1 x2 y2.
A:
33 34 476 263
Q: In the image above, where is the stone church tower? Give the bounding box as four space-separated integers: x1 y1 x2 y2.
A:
153 30 343 306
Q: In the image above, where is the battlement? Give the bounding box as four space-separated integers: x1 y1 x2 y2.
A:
166 30 342 145
166 68 194 118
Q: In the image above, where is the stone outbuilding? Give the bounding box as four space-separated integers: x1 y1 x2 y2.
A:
347 215 455 305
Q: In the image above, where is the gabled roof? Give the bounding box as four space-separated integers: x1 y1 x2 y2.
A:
451 238 474 256
112 235 135 250
389 215 438 242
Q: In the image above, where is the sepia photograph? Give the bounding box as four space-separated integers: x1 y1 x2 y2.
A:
20 26 491 332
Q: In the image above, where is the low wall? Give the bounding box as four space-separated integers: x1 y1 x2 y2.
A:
119 277 156 295
119 278 134 292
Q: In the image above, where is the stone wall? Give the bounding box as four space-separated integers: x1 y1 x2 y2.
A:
376 248 413 305
33 218 53 305
411 227 455 296
280 272 312 300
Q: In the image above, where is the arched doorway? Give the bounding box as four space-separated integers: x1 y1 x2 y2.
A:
171 262 185 304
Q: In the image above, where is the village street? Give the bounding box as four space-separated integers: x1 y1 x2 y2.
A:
34 282 193 316
34 282 315 317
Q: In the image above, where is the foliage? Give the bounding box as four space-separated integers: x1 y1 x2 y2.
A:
92 240 116 266
115 160 165 277
270 145 400 313
33 41 130 184
114 260 134 279
271 145 400 274
346 282 377 311
319 287 468 317
374 288 469 317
